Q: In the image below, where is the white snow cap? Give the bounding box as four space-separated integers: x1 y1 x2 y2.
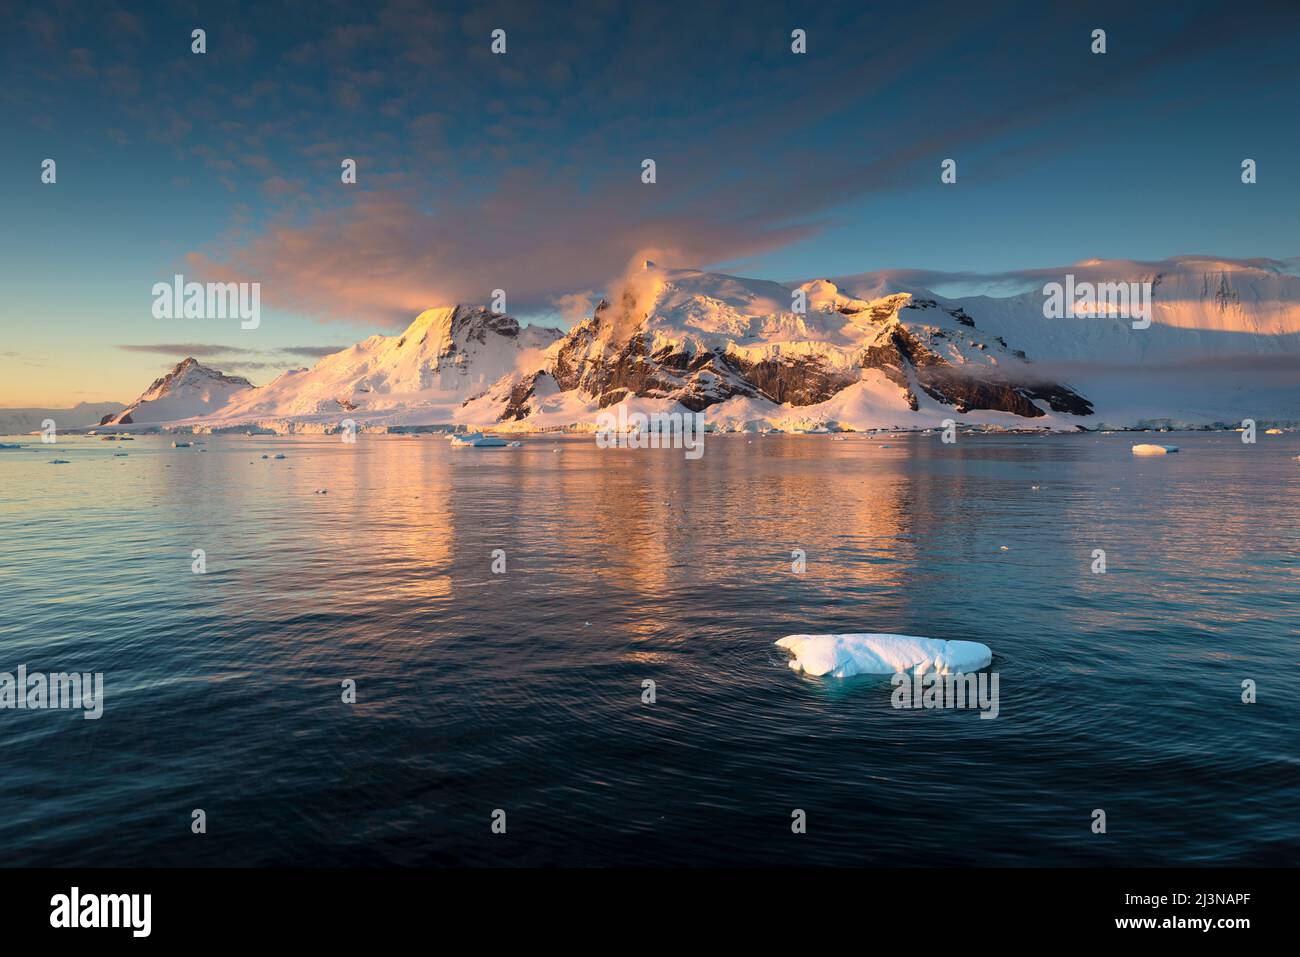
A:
776 633 992 677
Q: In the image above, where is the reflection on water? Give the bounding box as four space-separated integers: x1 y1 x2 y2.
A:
0 431 1296 865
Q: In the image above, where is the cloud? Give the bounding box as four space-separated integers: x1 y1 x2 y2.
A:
831 256 1300 298
549 291 598 324
188 174 817 327
116 342 346 366
280 345 346 358
116 343 260 358
88 0 1291 331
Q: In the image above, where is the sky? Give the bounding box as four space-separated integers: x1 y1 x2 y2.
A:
2 0 1299 406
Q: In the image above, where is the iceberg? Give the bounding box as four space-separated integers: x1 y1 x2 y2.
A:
1132 443 1178 455
776 633 992 678
450 432 507 447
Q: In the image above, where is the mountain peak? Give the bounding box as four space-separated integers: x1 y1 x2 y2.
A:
101 357 255 426
398 305 530 352
149 357 252 391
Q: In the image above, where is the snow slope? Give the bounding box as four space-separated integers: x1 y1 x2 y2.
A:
101 358 253 425
207 305 560 429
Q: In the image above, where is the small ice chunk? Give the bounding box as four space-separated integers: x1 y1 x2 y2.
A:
1132 444 1178 455
450 433 506 447
776 633 992 678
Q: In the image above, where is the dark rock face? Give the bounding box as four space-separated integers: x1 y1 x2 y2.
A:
720 353 856 406
449 307 521 347
859 332 920 410
500 371 548 421
100 411 130 425
548 321 759 413
881 323 1094 418
913 366 1045 417
507 292 1092 422
1017 382 1094 416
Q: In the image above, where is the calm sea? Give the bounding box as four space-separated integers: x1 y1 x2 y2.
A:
0 431 1296 866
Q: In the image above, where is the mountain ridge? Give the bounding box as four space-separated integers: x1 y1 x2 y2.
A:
92 258 1300 432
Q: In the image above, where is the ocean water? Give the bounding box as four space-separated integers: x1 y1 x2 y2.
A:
0 431 1296 867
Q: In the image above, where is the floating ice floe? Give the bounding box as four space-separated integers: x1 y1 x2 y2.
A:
0 443 22 450
450 432 507 447
48 459 71 465
776 633 992 678
1132 443 1178 455
171 441 191 448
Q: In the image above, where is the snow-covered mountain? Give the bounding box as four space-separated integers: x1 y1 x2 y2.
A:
477 264 1092 431
0 401 125 435
100 358 254 425
98 257 1300 432
211 305 561 426
863 257 1300 428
